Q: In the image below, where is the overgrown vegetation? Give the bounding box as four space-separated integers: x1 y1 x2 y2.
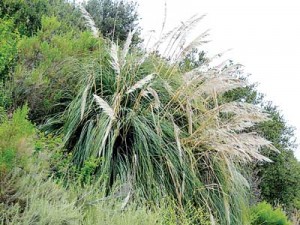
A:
0 0 299 224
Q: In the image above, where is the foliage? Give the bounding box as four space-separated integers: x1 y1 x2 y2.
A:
0 0 49 36
12 16 101 122
258 147 300 211
0 105 34 178
179 48 207 72
0 81 13 110
0 0 85 36
257 106 300 211
0 0 86 109
85 0 141 44
2 0 298 223
250 201 291 225
0 18 19 80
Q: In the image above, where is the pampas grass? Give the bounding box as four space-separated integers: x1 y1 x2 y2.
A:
110 42 121 75
93 94 115 120
121 30 135 67
78 4 99 38
46 13 277 225
141 88 161 110
126 73 156 94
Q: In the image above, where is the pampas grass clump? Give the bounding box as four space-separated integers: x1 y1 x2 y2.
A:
45 7 277 224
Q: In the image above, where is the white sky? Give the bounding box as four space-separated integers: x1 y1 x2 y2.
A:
136 0 300 160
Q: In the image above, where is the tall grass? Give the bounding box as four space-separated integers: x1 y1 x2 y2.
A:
43 11 277 224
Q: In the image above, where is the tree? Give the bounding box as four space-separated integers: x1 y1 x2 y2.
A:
179 48 207 72
85 0 141 44
256 105 300 210
11 16 100 123
0 0 85 37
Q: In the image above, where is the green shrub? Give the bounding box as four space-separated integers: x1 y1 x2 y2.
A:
13 16 102 122
251 201 291 225
44 14 277 224
0 105 34 178
0 81 13 109
0 18 19 80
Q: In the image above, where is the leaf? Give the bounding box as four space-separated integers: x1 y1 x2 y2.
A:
81 86 89 120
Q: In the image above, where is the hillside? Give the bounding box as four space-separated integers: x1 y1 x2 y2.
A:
0 1 299 224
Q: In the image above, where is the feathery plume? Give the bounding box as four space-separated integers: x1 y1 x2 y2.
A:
93 94 115 120
160 0 167 37
78 5 99 38
142 87 161 109
173 120 186 196
173 122 183 161
121 190 131 210
110 42 120 75
210 213 216 225
220 102 270 131
196 75 246 96
163 81 173 95
205 129 276 162
99 119 113 156
164 15 206 59
121 30 135 66
177 30 210 62
126 74 156 94
186 101 193 135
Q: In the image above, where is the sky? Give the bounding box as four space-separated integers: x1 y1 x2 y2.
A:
136 0 300 160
